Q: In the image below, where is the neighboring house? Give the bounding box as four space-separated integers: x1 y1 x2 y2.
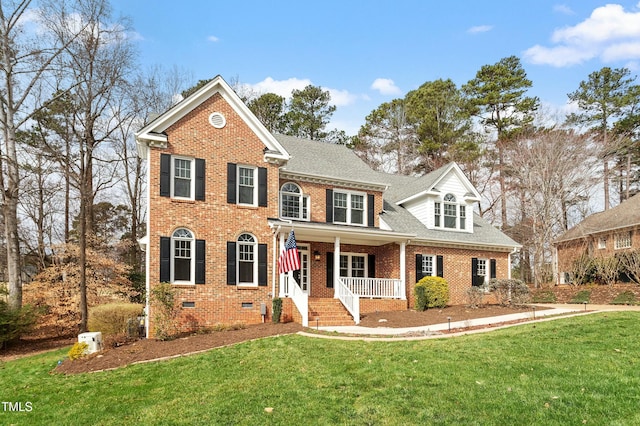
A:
554 194 640 284
136 76 520 335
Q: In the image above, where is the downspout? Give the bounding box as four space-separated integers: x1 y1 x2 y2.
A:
270 224 281 298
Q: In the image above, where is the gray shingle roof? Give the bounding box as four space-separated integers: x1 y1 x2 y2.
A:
555 193 640 243
276 135 520 249
275 135 388 187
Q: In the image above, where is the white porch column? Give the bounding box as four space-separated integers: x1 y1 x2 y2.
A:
278 232 286 297
399 241 407 300
334 236 341 298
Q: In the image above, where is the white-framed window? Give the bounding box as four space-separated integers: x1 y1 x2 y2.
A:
477 258 487 277
435 193 468 231
280 182 309 220
172 156 194 199
422 255 435 276
598 237 607 249
237 233 257 286
238 166 257 206
339 253 367 278
334 190 366 226
172 228 194 283
615 232 632 249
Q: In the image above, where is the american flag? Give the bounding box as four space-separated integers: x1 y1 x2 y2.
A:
278 230 300 274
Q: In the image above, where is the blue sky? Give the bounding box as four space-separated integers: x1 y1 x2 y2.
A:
111 1 640 135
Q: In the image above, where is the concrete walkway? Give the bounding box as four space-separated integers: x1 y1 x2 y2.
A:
313 304 640 337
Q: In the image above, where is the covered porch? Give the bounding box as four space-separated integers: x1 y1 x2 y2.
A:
269 220 413 326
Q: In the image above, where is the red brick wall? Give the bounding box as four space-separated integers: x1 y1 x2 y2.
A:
147 93 280 335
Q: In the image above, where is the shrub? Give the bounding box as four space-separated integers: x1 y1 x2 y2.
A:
570 290 591 304
414 283 428 311
0 297 39 349
465 286 485 309
88 303 144 337
610 291 637 305
415 276 449 309
531 290 557 303
67 341 89 360
572 253 595 285
272 298 282 324
487 279 530 306
150 283 180 341
593 256 620 285
618 250 640 284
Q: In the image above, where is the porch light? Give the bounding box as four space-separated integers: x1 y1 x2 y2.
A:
314 250 321 261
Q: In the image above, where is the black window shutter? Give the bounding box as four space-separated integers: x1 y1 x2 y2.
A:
471 257 479 286
368 254 376 278
195 159 205 201
195 239 205 284
326 252 334 288
367 194 375 227
326 189 333 223
227 163 237 204
160 154 171 197
490 259 497 279
415 254 423 282
226 241 236 285
258 167 268 207
436 255 444 278
258 243 267 286
160 237 171 282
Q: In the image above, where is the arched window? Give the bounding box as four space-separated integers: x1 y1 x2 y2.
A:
172 228 193 282
238 233 257 285
443 193 457 229
280 182 309 220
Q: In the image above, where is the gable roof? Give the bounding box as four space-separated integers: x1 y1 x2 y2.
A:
135 75 289 162
386 162 481 205
555 193 640 244
275 135 388 190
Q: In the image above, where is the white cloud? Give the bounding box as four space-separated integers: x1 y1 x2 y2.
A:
524 3 640 67
370 78 401 95
207 35 219 42
250 77 312 98
327 88 358 107
467 25 493 34
553 4 574 15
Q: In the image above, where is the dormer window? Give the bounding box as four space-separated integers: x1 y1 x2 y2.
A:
444 194 457 228
434 193 467 231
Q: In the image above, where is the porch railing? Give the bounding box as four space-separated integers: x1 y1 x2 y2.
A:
341 277 404 299
336 278 360 325
288 276 308 327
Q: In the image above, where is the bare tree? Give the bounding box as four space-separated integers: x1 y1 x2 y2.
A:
508 127 597 286
0 0 88 309
44 0 135 331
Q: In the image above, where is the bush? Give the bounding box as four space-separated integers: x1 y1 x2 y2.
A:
570 290 591 304
0 298 39 349
611 291 638 305
150 283 180 340
88 303 144 337
272 298 282 324
67 341 89 360
531 290 557 303
415 276 449 310
466 286 486 308
488 279 530 306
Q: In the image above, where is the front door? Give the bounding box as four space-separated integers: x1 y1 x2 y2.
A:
293 246 310 295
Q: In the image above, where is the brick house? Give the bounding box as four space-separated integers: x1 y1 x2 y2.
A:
136 76 520 335
554 194 640 284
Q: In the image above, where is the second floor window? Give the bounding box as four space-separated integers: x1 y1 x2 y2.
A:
334 191 365 225
238 166 256 205
280 183 309 220
173 158 192 198
444 193 457 229
615 232 632 249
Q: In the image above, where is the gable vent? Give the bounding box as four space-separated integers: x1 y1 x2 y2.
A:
209 112 226 129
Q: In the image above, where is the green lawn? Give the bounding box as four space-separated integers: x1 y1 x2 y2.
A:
1 312 639 425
